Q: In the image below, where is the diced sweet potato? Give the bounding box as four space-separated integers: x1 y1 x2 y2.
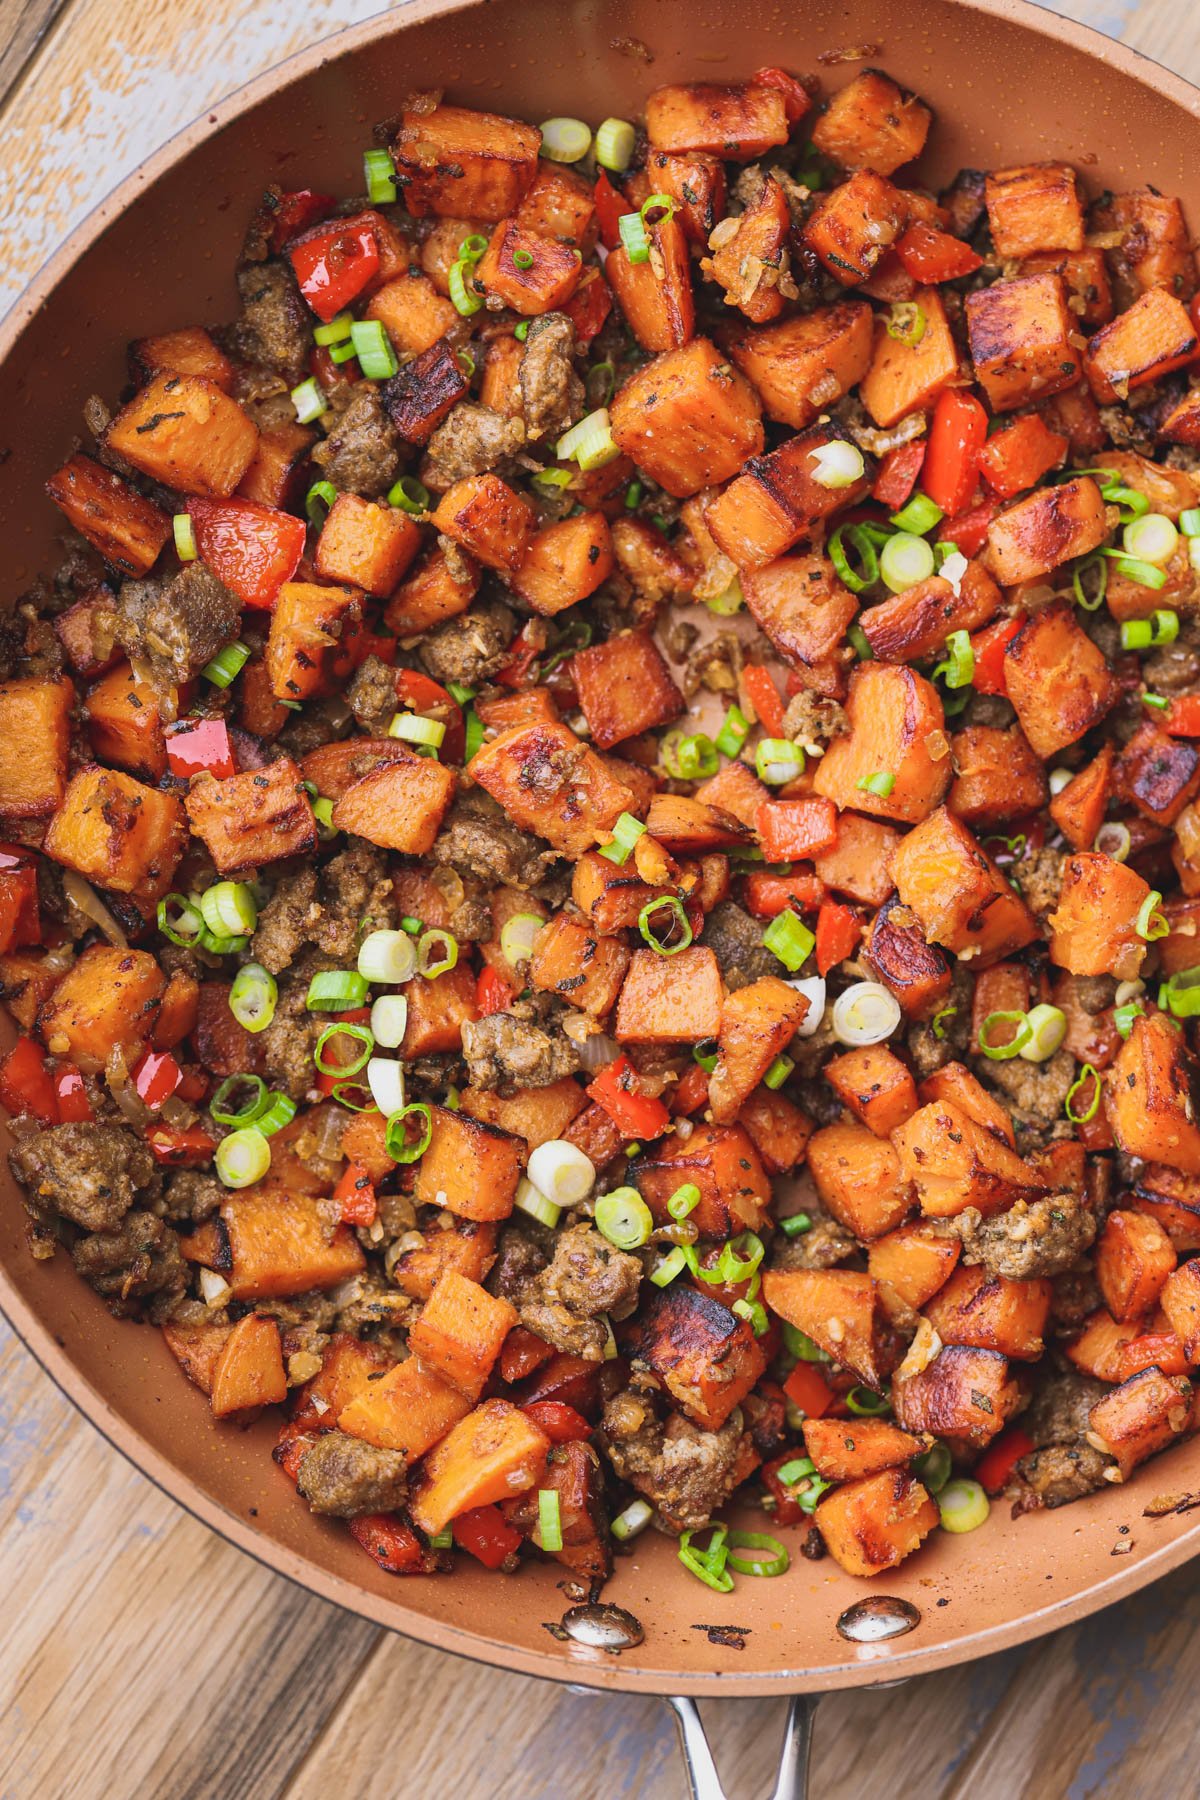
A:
407 1269 518 1400
614 945 723 1045
606 212 695 351
860 560 1001 664
410 1399 550 1537
431 473 535 573
400 963 478 1057
469 721 634 858
1095 1210 1177 1325
1161 897 1200 976
475 218 584 316
859 287 959 428
210 1314 287 1419
804 1419 924 1489
1021 248 1113 330
1047 746 1111 852
1001 599 1118 753
811 70 931 175
708 976 808 1123
633 1285 766 1430
919 1062 1016 1149
1093 189 1197 305
737 1086 814 1175
741 548 858 666
185 758 317 873
1064 1308 1141 1382
458 1080 586 1154
803 170 909 285
105 373 258 497
564 1101 626 1173
1087 1368 1193 1480
891 806 1038 964
1085 288 1199 402
382 339 469 446
298 737 414 803
365 270 458 355
0 677 73 820
1158 385 1200 446
894 1344 1021 1450
514 162 595 244
924 1264 1052 1361
868 1220 961 1318
571 628 684 750
340 1355 474 1458
645 149 727 244
812 663 950 824
44 764 184 898
220 1189 365 1300
152 967 199 1053
36 945 165 1069
54 586 121 679
701 174 790 324
806 1119 913 1241
815 1468 939 1577
478 332 524 416
571 851 668 935
0 953 59 1032
331 753 456 856
390 1219 499 1302
1159 1258 1200 1361
237 421 315 510
1047 850 1153 981
83 664 167 782
724 301 874 429
530 913 630 1019
289 1333 393 1428
947 725 1047 826
966 273 1082 412
1106 539 1194 623
511 513 614 617
631 1121 771 1237
811 812 900 907
706 421 872 570
391 105 540 220
162 1318 232 1396
46 454 171 577
415 1105 523 1221
609 337 764 500
985 163 1084 258
314 495 421 596
825 1045 918 1138
893 1099 1049 1218
644 81 792 159
1115 721 1200 827
385 545 479 635
761 1267 898 1387
264 581 361 702
1105 1012 1200 1176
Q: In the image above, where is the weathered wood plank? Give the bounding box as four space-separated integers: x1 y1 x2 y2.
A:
0 0 75 115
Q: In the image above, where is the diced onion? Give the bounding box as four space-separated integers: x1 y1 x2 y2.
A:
366 1056 406 1116
594 116 636 171
575 1030 620 1071
831 981 901 1047
500 913 545 966
1017 1003 1067 1064
940 550 968 595
514 1176 562 1229
539 116 592 162
1123 512 1179 568
788 975 827 1036
358 929 417 985
215 1127 272 1189
1048 767 1074 796
370 994 409 1049
527 1139 596 1207
1114 979 1145 1007
62 871 128 948
199 1267 232 1307
808 439 865 489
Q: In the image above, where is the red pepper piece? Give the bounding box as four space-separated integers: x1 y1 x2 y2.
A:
782 1361 833 1420
974 1426 1035 1495
53 1064 93 1123
165 716 237 781
521 1399 592 1444
495 620 544 689
349 1514 432 1574
940 496 1000 559
760 1452 813 1527
563 266 613 346
671 1061 711 1116
0 1036 59 1124
977 413 1069 500
1118 1331 1190 1381
742 872 826 919
288 217 380 321
498 1325 556 1385
145 1126 217 1167
586 1054 670 1141
176 1068 209 1104
452 1504 524 1570
815 899 860 975
476 966 516 1017
751 65 812 124
894 221 983 283
593 172 632 250
871 440 926 510
742 662 787 738
970 614 1027 696
922 388 989 518
133 1049 183 1111
269 188 335 253
395 668 465 763
1163 695 1200 737
334 1159 378 1228
187 497 306 612
755 797 839 861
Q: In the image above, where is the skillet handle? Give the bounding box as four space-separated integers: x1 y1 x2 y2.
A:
665 1692 818 1799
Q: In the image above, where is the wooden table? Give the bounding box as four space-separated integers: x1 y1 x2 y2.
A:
5 0 1200 1793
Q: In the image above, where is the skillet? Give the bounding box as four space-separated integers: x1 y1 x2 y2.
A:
3 0 1200 1789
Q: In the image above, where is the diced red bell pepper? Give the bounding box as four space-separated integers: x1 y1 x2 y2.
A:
815 899 860 976
0 859 40 955
922 388 989 518
395 668 465 763
145 1125 217 1166
782 1360 833 1419
453 1503 524 1570
269 188 335 253
476 966 516 1017
273 1423 316 1485
1117 1331 1190 1381
334 1159 378 1228
742 662 787 737
941 497 1000 559
761 1452 812 1527
187 497 306 612
586 1053 670 1141
751 65 811 124
0 1036 59 1124
872 439 927 509
133 1049 183 1111
165 716 237 781
563 266 613 346
521 1399 592 1444
756 797 838 862
495 620 545 690
970 614 1026 697
349 1513 432 1574
176 1068 209 1104
894 221 983 284
743 871 826 919
289 217 381 321
499 1325 556 1385
593 171 632 250
977 413 1068 500
53 1064 93 1123
974 1426 1035 1495
1163 695 1200 737
671 1061 711 1116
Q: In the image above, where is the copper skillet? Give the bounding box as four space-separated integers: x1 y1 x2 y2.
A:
3 0 1200 1791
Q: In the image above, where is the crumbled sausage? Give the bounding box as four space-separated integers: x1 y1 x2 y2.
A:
955 1190 1097 1279
296 1430 409 1516
311 383 401 496
420 402 525 491
520 1224 642 1360
419 598 515 689
115 563 241 687
11 1121 158 1233
519 313 584 442
600 1388 746 1531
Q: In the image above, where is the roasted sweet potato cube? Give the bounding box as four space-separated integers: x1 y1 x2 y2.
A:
513 162 595 244
614 945 723 1045
1105 538 1194 623
631 1121 771 1237
474 218 583 316
815 1469 938 1577
947 725 1047 826
923 1264 1051 1361
645 150 727 245
217 1188 365 1301
46 453 170 577
803 170 909 285
511 512 613 617
606 213 695 351
868 1220 960 1318
825 1045 918 1139
131 324 235 392
392 105 540 220
894 1344 1021 1450
83 664 168 782
105 373 258 497
705 422 872 569
209 1314 286 1419
44 765 184 898
37 945 165 1069
893 1100 1049 1218
414 1105 523 1222
331 754 456 856
985 162 1084 258
478 332 524 417
737 1086 813 1175
1132 1167 1200 1254
1002 599 1118 752
860 560 1001 663
385 544 479 634
398 963 477 1059
54 586 121 679
1095 1210 1177 1325
162 1318 232 1396
390 1219 499 1302
920 1061 1016 1148
891 806 1038 964
406 1269 518 1401
1105 1012 1200 1176
298 737 413 803
365 270 457 356
469 721 634 857
570 628 684 750
966 273 1082 412
701 174 790 324
430 473 535 573
1161 899 1200 978
265 581 361 702
410 1400 550 1537
0 677 73 820
1021 248 1113 330
1086 288 1198 402
458 1080 585 1155
859 286 959 428
807 1120 913 1241
314 495 421 596
237 420 314 511
1158 384 1200 446
1064 1308 1141 1381
811 813 901 907
632 1286 766 1430
0 953 59 1032
381 339 469 445
865 893 952 1019
289 1333 393 1428
707 977 808 1124
1159 1258 1200 1361
1046 747 1111 853
1115 721 1200 827
1094 189 1197 305
1047 851 1152 981
724 301 874 429
812 664 950 824
762 1267 897 1387
185 757 316 874
812 69 930 175
644 81 792 158
529 913 630 1019
570 851 664 936
741 549 858 666
1088 1368 1193 1479
610 337 764 501
804 1418 925 1486
695 762 770 835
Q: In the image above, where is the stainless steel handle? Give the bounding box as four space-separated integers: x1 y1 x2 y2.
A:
665 1692 819 1800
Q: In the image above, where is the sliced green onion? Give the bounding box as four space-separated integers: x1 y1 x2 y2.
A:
513 320 530 342
1110 564 1170 606
1123 512 1179 568
808 439 865 490
885 301 926 347
531 466 574 496
624 478 644 509
328 341 359 367
618 210 650 263
846 1386 891 1417
755 739 805 785
979 1009 1033 1061
229 963 277 1033
449 258 483 316
1143 691 1170 710
202 641 250 689
856 770 895 799
932 1004 957 1040
828 523 880 595
556 407 620 472
662 729 719 780
889 493 943 536
1018 1003 1067 1063
780 1212 812 1239
464 707 485 762
763 1054 794 1091
418 928 458 978
1113 1000 1144 1038
527 1139 595 1207
599 811 647 867
1160 966 1200 1018
362 146 397 202
358 929 417 986
306 970 369 1011
1136 889 1169 940
157 892 204 947
1065 1063 1101 1124
401 916 422 935
938 1478 990 1534
365 1054 403 1117
199 881 257 938
313 311 353 347
389 711 446 749
650 1245 690 1287
932 628 974 691
315 1021 374 1077
880 531 936 594
306 478 338 525
667 1182 701 1221
678 1525 734 1593
210 1073 268 1127
714 705 750 758
457 233 487 264
215 1127 272 1190
1100 480 1150 522
537 1487 564 1553
913 1442 953 1495
1071 553 1108 611
312 796 336 836
385 1102 433 1164
706 574 744 617
512 247 535 270
762 910 815 973
595 1186 653 1250
782 1323 830 1362
173 513 197 562
514 1176 562 1229
499 913 544 967
446 681 475 706
1181 507 1200 537
291 377 327 424
698 1228 765 1289
693 1039 719 1074
611 1498 653 1541
847 622 874 659
595 117 636 171
253 1092 296 1137
725 1530 789 1577
637 896 693 957
370 994 409 1049
1095 821 1131 863
387 474 430 515
539 115 592 162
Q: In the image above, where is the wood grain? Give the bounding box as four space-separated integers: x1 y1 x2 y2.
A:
0 0 75 113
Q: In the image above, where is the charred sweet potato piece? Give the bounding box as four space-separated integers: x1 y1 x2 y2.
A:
924 1264 1052 1360
614 945 724 1045
37 945 165 1069
339 1355 472 1458
469 721 634 858
391 105 540 220
385 544 479 635
643 795 752 855
869 1220 961 1318
410 1399 550 1537
131 324 234 391
1085 288 1199 402
609 337 764 500
106 373 258 497
985 163 1084 258
54 587 121 679
741 549 858 667
400 964 477 1058
825 1045 918 1139
644 81 793 159
390 1219 499 1302
811 813 901 907
0 953 59 1032
209 1314 287 1419
1047 746 1112 852
859 287 959 428
1021 248 1114 330
289 1334 394 1428
893 1100 1049 1219
807 1120 914 1241
645 150 727 244
414 1105 523 1221
631 1121 771 1237
530 913 630 1019
695 763 771 835
860 560 1001 664
1105 1012 1200 1176
724 301 874 429
708 977 808 1123
407 1269 518 1401
919 1062 1016 1150
513 161 595 244
298 737 415 803
1002 600 1118 753
475 218 584 316
512 513 614 617
1095 1210 1177 1325
314 495 421 596
737 1086 814 1175
891 806 1038 963
1159 1258 1200 1361
237 421 314 510
265 581 361 703
503 1438 612 1584
185 758 316 874
382 339 469 445
804 1417 924 1484
606 211 695 351
162 1318 232 1396
947 725 1047 826
894 1344 1022 1450
632 1285 766 1430
83 664 168 782
46 454 171 577
571 850 668 936
430 473 536 574
1115 721 1200 827
0 677 74 821
811 70 931 175
458 1080 585 1153
331 753 456 856
966 273 1082 412
701 174 790 324
44 765 184 898
1047 851 1154 981
1087 1368 1193 1480
865 892 953 1018
813 663 951 824
803 170 909 286
571 628 684 750
1064 1308 1141 1381
706 422 872 570
1158 385 1200 446
1160 897 1200 975
815 1469 939 1578
1094 189 1197 305
219 1189 365 1301
762 1267 898 1388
